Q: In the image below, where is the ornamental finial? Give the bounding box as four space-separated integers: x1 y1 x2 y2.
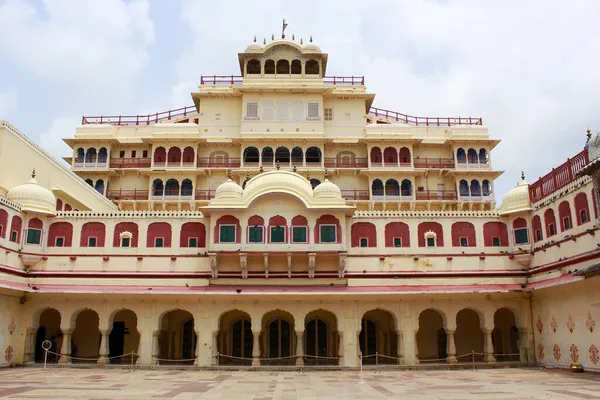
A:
263 37 266 45
227 169 233 180
587 128 592 139
305 170 310 180
310 35 313 43
259 166 264 174
276 161 280 170
324 169 328 179
300 38 303 45
271 33 275 40
292 34 295 41
293 165 297 173
282 18 288 39
521 171 525 181
253 35 256 43
31 168 36 178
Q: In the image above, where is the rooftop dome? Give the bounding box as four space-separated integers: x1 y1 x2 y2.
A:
498 173 531 216
313 178 342 199
7 169 56 216
215 178 243 199
245 37 263 52
303 37 321 52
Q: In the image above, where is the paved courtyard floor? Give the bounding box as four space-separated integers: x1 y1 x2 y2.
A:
0 367 599 399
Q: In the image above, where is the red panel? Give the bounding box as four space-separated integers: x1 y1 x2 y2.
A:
214 215 241 243
291 215 308 225
167 147 181 163
248 215 264 226
483 222 509 246
47 222 73 247
558 201 572 231
370 147 382 163
10 216 22 243
268 215 287 243
383 147 397 163
64 204 72 211
56 199 63 211
451 222 476 247
80 222 106 247
28 218 43 229
0 209 7 239
574 192 590 226
147 222 172 247
154 147 166 162
113 222 139 247
180 222 206 247
351 222 376 247
314 215 342 243
182 146 195 163
399 147 411 164
544 208 556 237
531 216 543 242
512 218 527 229
384 222 410 247
417 222 443 247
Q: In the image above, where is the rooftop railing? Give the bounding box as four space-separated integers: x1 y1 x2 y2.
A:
81 105 198 126
529 148 589 203
369 107 482 127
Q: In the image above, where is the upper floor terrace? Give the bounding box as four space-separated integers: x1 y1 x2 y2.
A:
529 148 589 203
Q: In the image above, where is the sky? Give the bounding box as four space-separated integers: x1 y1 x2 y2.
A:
0 0 599 199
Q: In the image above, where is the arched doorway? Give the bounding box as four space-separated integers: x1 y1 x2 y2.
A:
360 309 397 364
108 309 140 364
158 309 196 365
261 310 295 365
417 309 447 363
455 309 484 362
218 310 253 366
34 308 61 363
304 309 338 365
493 308 520 361
71 309 101 364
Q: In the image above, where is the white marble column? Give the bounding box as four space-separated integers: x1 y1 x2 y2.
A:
337 332 344 366
97 329 110 365
58 329 73 364
446 329 458 364
194 330 201 367
483 329 496 363
295 331 304 366
252 332 260 366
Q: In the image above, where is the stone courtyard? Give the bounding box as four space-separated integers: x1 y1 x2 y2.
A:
0 368 598 399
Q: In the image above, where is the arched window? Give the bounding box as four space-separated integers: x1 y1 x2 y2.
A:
180 222 206 248
401 179 412 196
418 222 443 247
384 222 410 247
243 147 259 164
181 179 193 196
165 179 180 197
315 215 341 244
152 179 164 196
385 179 399 196
56 199 63 211
532 216 543 242
482 180 492 196
268 215 287 243
544 208 557 237
262 147 274 164
310 178 321 189
291 215 309 243
574 192 590 225
456 148 466 163
370 147 382 164
10 215 21 243
558 200 573 231
470 180 481 197
75 148 85 163
275 147 290 164
94 179 104 194
47 222 73 247
0 209 7 239
182 147 194 164
467 148 478 164
80 222 106 247
399 147 411 165
371 179 384 196
483 222 509 247
513 218 529 244
85 179 94 187
351 222 376 248
291 147 303 165
85 148 97 163
451 222 476 247
264 59 275 74
479 148 488 164
305 59 319 75
291 59 302 74
167 147 181 164
215 215 241 244
247 59 261 74
98 148 108 163
459 180 469 197
247 215 265 243
276 59 290 74
25 218 43 245
64 204 72 211
147 222 172 248
383 147 398 166
306 147 321 164
154 147 166 164
113 222 138 248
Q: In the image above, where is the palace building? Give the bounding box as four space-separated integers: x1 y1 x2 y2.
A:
0 32 598 370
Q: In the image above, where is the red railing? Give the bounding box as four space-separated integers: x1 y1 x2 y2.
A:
415 190 458 201
324 158 368 168
200 75 243 85
81 105 198 126
529 148 589 203
341 190 370 200
323 76 365 86
197 157 241 168
195 190 216 200
413 157 455 169
369 107 482 127
107 190 149 201
109 158 152 169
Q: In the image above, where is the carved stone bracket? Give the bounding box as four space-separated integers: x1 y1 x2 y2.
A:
208 252 218 279
308 252 316 279
240 252 248 279
338 252 347 279
287 252 292 279
263 252 269 279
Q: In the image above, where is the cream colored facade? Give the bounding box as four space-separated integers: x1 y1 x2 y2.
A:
0 35 598 371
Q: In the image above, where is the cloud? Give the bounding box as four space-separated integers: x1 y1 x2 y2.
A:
0 90 18 119
173 0 600 198
38 116 80 163
0 0 154 95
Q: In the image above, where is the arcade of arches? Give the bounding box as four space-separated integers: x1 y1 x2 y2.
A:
23 299 532 367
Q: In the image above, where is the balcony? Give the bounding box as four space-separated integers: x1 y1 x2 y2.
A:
152 161 196 169
368 107 483 127
459 192 493 202
371 190 414 201
150 191 194 201
341 190 370 201
197 157 241 169
413 158 455 169
323 76 364 86
81 105 198 126
456 159 489 169
370 161 413 168
529 148 589 203
324 158 368 169
107 190 149 201
415 190 458 201
109 158 152 169
73 160 108 169
200 75 365 87
195 190 216 201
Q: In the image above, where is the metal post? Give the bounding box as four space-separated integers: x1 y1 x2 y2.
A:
42 340 51 370
216 352 219 367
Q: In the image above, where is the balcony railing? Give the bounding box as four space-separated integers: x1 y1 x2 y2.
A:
109 158 152 169
151 191 194 201
197 157 241 168
456 159 489 169
200 75 243 85
371 190 414 201
529 148 589 203
107 190 149 201
341 190 370 201
81 105 198 126
415 190 458 201
195 190 216 200
323 76 365 86
324 158 368 168
369 107 482 127
152 161 196 169
459 192 493 201
413 158 455 169
73 160 108 169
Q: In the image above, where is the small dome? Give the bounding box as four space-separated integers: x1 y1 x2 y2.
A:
7 172 56 216
498 174 531 216
245 41 263 52
313 179 341 199
215 179 243 199
303 41 321 53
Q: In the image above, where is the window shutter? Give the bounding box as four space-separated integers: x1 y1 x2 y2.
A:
307 103 320 120
291 101 304 121
262 101 274 121
277 102 289 121
246 103 258 120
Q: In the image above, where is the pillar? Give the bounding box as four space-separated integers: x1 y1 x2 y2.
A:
396 331 404 365
337 331 344 366
97 329 110 365
446 329 458 364
151 330 160 365
295 331 304 366
194 330 201 367
483 329 496 363
24 328 35 363
211 331 218 366
414 331 420 364
58 329 73 364
252 331 260 366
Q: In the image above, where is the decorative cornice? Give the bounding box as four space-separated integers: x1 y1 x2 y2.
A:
352 210 500 219
56 210 205 219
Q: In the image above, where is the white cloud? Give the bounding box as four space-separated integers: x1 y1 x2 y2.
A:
0 0 154 94
0 90 18 119
39 116 80 163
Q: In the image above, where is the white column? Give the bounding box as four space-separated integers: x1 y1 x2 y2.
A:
446 329 457 364
252 331 260 366
152 330 160 365
396 331 404 365
483 329 496 363
211 331 218 366
97 329 110 365
58 329 73 364
194 330 201 367
295 331 304 366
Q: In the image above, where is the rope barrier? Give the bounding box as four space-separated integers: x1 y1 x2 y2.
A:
44 349 136 362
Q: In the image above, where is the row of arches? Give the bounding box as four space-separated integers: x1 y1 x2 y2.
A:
457 148 488 165
84 178 105 194
153 146 195 165
459 179 493 198
242 146 322 165
151 178 194 198
532 191 594 242
246 59 320 76
370 147 411 166
56 199 74 212
371 179 413 197
74 147 108 165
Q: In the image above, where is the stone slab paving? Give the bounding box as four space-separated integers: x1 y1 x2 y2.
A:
0 367 599 399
